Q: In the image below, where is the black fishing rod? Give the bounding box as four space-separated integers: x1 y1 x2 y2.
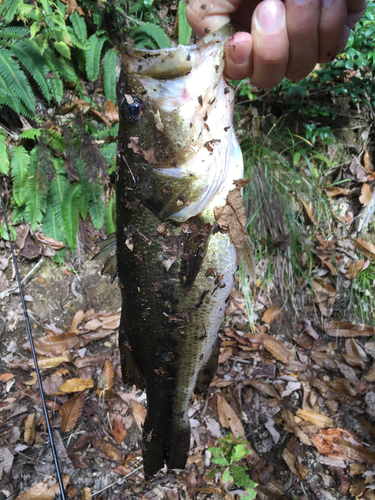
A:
0 188 66 500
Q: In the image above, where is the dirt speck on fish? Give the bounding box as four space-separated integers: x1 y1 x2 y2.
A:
94 25 255 476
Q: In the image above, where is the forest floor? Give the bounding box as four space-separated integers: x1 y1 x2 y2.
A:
1 213 375 500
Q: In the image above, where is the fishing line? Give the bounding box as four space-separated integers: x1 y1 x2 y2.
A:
0 188 66 500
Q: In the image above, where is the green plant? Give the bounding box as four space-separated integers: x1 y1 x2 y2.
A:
350 262 375 323
207 434 257 500
0 0 117 117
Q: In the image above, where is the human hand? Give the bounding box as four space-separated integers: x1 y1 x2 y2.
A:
186 0 367 88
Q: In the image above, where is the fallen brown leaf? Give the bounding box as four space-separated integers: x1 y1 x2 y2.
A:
244 380 280 399
69 310 86 333
111 415 127 444
59 378 94 394
324 321 375 337
131 400 146 432
364 150 374 173
354 237 375 260
282 448 309 480
281 408 312 446
105 99 119 123
97 360 114 391
30 353 71 370
346 259 365 280
217 393 245 438
60 394 84 432
23 331 79 357
24 413 36 445
100 441 122 461
262 306 281 324
295 409 334 428
15 475 69 500
325 186 351 197
343 338 366 368
263 337 295 363
0 373 15 382
360 183 372 206
81 487 92 500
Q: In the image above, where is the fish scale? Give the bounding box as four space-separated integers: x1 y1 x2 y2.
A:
94 25 254 476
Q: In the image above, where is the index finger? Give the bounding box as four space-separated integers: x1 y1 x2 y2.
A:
186 0 243 37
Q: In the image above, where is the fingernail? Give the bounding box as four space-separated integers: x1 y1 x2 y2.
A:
292 0 308 5
255 0 284 34
322 0 336 6
228 43 251 65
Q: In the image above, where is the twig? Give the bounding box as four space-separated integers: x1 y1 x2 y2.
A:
92 464 143 496
0 256 44 299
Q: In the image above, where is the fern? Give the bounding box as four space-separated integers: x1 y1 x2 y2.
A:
10 145 30 206
19 129 41 140
88 183 105 229
43 47 79 83
0 49 35 114
61 182 82 253
70 10 87 44
178 1 192 45
85 33 105 81
25 149 47 231
0 130 10 175
0 26 30 39
103 48 117 104
104 193 116 235
43 200 65 243
100 142 116 174
1 0 21 23
5 40 51 102
131 23 171 49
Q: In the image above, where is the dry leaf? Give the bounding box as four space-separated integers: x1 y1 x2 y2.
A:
69 310 86 333
263 337 295 364
59 378 94 394
84 319 103 330
343 339 365 368
81 487 92 500
282 448 308 480
295 409 334 428
97 360 114 391
0 373 15 382
244 380 280 399
310 428 365 461
15 475 69 500
30 353 71 370
299 197 318 225
131 400 146 432
360 183 372 206
35 233 64 250
217 393 245 438
325 186 351 197
218 347 232 364
354 237 375 260
60 394 83 432
24 372 37 385
262 306 281 324
23 331 79 356
281 408 312 446
100 442 122 461
346 260 365 280
105 100 119 123
324 321 375 337
24 413 36 445
214 181 249 248
364 150 374 173
111 415 127 444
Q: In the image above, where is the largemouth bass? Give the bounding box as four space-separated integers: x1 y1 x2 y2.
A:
95 25 254 476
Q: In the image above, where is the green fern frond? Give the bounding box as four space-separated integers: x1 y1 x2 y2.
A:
12 203 26 223
88 183 105 229
104 193 116 234
43 47 79 83
103 48 117 104
19 128 41 140
1 0 21 23
62 182 82 253
0 129 10 175
70 10 87 44
178 1 192 45
0 26 30 39
5 40 51 102
100 142 116 174
0 74 22 115
85 33 105 81
43 199 65 242
46 73 63 103
25 149 47 231
10 145 30 206
0 48 35 113
131 23 171 49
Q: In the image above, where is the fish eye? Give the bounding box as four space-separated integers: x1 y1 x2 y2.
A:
122 95 143 122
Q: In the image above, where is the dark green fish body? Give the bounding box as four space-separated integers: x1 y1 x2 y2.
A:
103 26 252 475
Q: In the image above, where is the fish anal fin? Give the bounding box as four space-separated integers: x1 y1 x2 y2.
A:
194 339 220 395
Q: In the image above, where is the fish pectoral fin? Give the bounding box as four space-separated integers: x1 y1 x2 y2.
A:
119 328 146 390
92 233 118 283
194 340 220 395
239 235 256 282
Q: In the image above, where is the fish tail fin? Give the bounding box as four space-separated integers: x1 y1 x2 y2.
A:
142 420 190 476
239 235 256 282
